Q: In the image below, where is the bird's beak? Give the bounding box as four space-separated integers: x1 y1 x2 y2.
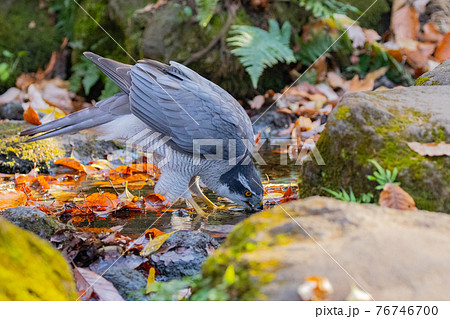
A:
244 200 263 212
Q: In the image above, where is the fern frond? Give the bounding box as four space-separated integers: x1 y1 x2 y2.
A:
195 0 218 27
297 32 335 66
296 0 360 19
227 20 295 88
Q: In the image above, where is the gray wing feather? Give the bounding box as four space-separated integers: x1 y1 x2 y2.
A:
129 60 254 158
20 93 130 142
83 52 132 94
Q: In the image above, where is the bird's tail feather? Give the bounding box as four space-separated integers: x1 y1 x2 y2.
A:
20 93 127 142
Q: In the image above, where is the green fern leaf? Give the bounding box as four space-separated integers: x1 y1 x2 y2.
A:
195 0 218 27
228 20 296 88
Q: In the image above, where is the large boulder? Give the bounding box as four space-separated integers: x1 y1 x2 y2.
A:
0 217 77 300
299 86 450 212
198 197 450 300
415 59 450 86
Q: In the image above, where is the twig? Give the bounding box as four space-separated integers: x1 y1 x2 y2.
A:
183 4 237 66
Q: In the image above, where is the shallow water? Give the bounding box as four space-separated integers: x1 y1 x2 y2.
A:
76 149 300 238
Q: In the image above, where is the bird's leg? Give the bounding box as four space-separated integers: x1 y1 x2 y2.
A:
186 198 209 217
189 176 221 210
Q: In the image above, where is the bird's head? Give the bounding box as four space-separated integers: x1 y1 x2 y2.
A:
216 160 264 212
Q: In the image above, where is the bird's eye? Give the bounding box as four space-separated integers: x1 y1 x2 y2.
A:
244 191 252 197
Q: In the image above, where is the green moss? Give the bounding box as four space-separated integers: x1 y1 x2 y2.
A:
195 210 289 300
335 105 351 120
414 76 430 86
0 122 65 174
299 102 449 212
0 218 77 300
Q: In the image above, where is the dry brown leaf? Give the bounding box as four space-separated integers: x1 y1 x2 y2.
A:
363 29 381 44
42 83 72 113
379 183 416 211
347 67 388 92
435 32 450 62
407 142 450 156
422 22 443 43
392 4 420 41
73 267 124 301
248 95 265 110
23 106 41 125
326 72 346 89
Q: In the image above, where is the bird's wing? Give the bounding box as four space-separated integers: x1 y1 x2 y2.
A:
83 52 132 94
129 59 254 158
20 93 130 142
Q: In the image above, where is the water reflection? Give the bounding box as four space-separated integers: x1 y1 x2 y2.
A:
77 149 300 238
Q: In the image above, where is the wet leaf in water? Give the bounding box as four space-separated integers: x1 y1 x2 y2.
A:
379 183 416 211
73 267 124 301
54 157 87 173
0 190 27 209
85 192 119 211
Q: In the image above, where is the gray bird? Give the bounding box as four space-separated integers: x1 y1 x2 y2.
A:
20 52 264 214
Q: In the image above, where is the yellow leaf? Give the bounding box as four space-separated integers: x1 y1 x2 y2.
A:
146 267 157 294
140 231 176 257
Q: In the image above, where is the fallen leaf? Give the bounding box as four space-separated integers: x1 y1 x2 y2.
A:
146 267 157 294
326 72 346 90
435 32 450 62
0 190 27 209
73 267 124 301
54 157 87 173
297 276 333 301
145 228 167 239
346 284 373 301
422 22 443 43
248 95 265 110
363 29 381 44
85 192 119 211
379 183 416 211
23 106 41 125
347 67 388 92
140 231 176 257
407 142 450 156
42 83 72 113
392 3 420 41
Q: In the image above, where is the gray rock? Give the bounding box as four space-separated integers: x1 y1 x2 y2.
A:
0 102 24 120
200 197 450 300
103 267 149 301
2 206 67 240
150 230 219 281
299 86 450 212
415 59 450 86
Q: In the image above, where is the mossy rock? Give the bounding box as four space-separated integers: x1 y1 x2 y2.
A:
415 59 450 86
196 197 450 300
0 121 66 174
2 207 69 240
0 121 124 174
298 86 450 212
0 217 77 300
0 0 62 91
